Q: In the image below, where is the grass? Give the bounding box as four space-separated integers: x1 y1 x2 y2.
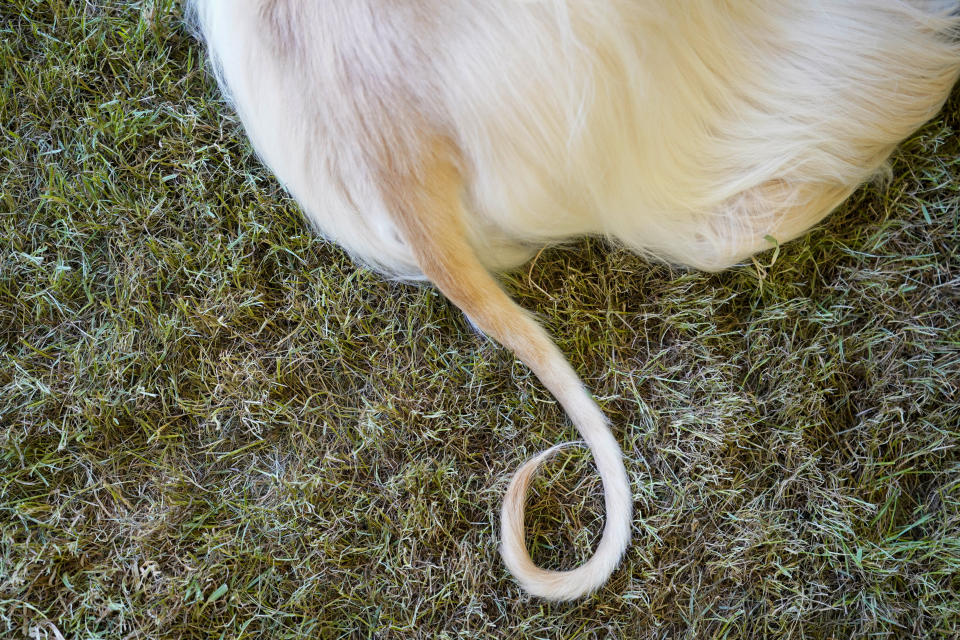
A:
2 1 960 638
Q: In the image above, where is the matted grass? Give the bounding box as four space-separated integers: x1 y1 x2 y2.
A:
3 1 960 638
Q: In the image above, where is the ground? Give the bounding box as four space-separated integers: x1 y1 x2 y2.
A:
3 1 960 638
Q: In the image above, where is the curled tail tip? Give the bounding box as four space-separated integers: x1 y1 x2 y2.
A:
499 442 632 602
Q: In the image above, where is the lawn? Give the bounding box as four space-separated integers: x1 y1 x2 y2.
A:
3 1 960 638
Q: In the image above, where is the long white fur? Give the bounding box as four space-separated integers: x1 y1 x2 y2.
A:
190 0 960 601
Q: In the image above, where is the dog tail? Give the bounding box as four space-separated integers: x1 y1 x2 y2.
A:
386 143 632 601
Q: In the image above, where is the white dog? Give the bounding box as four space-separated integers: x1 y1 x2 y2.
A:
191 0 960 601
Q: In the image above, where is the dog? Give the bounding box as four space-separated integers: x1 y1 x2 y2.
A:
190 0 960 600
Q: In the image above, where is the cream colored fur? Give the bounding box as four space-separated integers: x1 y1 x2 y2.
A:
190 0 960 601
